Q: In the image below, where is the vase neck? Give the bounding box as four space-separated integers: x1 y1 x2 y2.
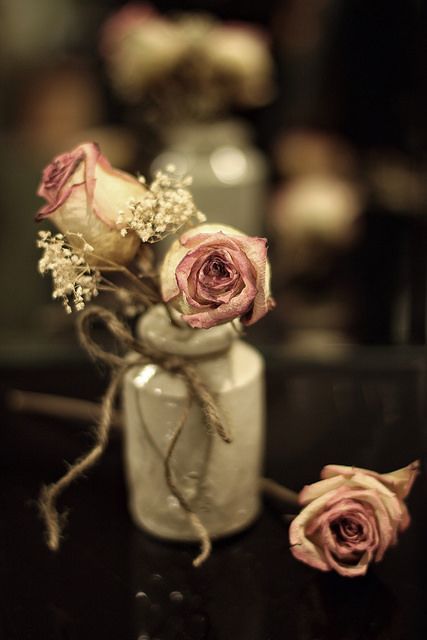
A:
136 305 237 358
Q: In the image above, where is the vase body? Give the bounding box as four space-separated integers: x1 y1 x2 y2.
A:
123 305 265 541
151 119 267 237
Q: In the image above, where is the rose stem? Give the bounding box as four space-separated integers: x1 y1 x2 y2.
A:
260 477 300 506
98 277 155 307
7 389 123 428
97 265 160 303
89 251 160 296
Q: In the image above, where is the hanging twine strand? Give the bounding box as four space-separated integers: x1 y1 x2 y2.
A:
163 395 212 567
38 305 231 566
39 370 125 551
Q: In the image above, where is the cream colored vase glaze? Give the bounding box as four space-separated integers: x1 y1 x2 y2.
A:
151 119 267 237
123 305 265 542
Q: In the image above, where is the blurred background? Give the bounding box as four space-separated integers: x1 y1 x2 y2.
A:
0 0 426 362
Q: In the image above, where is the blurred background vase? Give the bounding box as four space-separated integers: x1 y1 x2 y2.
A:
151 119 267 237
123 304 265 542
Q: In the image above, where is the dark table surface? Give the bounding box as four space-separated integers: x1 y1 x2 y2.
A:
1 346 427 640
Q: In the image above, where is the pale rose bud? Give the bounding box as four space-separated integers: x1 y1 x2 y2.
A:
289 460 420 577
160 223 275 329
36 142 143 263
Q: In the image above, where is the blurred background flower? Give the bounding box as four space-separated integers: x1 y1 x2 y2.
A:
100 4 274 121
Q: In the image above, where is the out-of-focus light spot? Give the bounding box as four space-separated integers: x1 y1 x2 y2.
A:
210 146 247 184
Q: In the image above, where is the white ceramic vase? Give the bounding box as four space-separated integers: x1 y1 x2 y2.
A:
151 119 267 237
123 304 265 542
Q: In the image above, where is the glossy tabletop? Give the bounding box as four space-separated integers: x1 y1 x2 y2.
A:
1 347 426 640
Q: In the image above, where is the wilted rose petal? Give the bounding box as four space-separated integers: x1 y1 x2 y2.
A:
289 461 420 577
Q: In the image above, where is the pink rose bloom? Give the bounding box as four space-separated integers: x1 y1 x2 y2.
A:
160 223 275 329
36 142 144 263
289 461 420 577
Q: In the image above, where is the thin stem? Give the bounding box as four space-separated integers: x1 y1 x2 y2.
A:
64 234 158 300
8 389 122 428
98 264 158 295
98 278 154 309
97 284 117 293
260 477 300 507
92 260 160 304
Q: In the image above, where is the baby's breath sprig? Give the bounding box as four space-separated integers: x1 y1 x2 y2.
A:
37 231 101 314
116 165 206 243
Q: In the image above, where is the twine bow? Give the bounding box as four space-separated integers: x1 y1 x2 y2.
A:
39 305 232 567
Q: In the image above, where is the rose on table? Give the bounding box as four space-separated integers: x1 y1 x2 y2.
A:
287 460 420 577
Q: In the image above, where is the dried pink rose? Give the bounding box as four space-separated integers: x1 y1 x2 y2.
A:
36 142 144 263
289 461 420 578
160 223 275 329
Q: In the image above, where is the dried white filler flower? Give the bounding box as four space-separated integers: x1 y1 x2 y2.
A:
37 231 101 313
116 166 206 243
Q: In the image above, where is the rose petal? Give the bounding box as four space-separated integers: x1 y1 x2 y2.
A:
303 471 406 543
92 152 148 227
289 509 330 572
176 242 255 309
160 236 188 302
378 460 420 500
299 475 347 506
182 286 255 328
231 234 273 325
322 486 400 560
318 502 378 557
324 547 372 577
321 460 420 501
36 150 86 220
